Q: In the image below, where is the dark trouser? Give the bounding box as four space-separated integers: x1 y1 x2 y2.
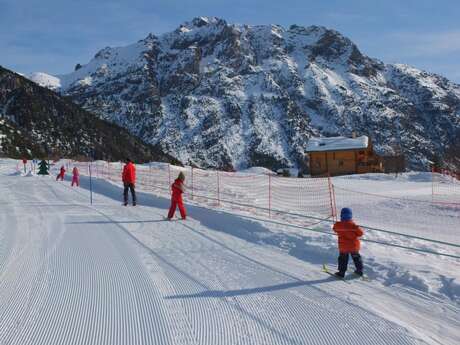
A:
123 183 136 205
338 252 363 274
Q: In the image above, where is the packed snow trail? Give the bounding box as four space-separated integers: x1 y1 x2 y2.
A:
0 170 458 344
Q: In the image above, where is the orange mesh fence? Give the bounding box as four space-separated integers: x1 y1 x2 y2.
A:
334 176 460 246
432 169 460 206
71 161 335 225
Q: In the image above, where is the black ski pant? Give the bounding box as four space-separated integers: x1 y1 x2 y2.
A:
123 183 136 205
338 252 363 274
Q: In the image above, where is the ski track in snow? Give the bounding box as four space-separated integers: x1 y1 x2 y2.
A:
0 167 458 344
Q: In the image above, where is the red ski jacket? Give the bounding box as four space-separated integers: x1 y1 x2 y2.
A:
333 220 364 253
171 178 185 201
122 162 136 184
60 166 66 174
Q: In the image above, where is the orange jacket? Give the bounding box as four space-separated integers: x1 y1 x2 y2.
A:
333 220 363 253
122 162 136 184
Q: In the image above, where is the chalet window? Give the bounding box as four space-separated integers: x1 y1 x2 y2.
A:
338 160 344 167
359 151 364 155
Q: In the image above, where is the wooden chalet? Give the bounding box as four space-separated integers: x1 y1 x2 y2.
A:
305 135 383 176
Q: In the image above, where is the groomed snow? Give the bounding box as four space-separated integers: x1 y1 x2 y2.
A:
0 159 459 345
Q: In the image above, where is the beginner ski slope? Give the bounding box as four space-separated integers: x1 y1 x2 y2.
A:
0 161 459 344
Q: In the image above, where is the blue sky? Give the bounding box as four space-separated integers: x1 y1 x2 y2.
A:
1 0 459 82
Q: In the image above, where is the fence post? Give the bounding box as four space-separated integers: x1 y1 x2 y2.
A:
268 174 272 218
89 162 93 205
191 166 194 200
217 171 220 206
331 184 337 222
327 174 337 221
168 163 171 187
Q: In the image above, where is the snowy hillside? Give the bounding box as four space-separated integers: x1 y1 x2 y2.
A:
0 66 177 162
27 72 61 90
32 17 460 171
0 159 458 344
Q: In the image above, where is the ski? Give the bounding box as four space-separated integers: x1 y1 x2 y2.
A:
322 264 371 282
322 264 350 283
351 271 371 282
162 216 186 221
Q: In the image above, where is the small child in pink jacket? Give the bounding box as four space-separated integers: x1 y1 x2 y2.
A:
71 166 80 187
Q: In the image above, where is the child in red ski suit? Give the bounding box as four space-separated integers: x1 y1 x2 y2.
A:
56 166 66 181
167 172 186 220
71 166 79 187
333 207 364 278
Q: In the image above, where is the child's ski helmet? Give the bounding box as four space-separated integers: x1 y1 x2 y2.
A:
340 207 353 221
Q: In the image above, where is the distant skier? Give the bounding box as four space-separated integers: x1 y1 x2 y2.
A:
22 158 27 174
71 166 80 187
56 165 66 181
332 207 364 278
122 158 136 206
167 172 187 220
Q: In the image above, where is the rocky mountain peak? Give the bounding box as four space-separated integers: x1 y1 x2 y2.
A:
24 19 460 171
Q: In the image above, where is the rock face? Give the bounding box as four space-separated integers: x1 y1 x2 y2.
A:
30 17 460 170
0 66 178 163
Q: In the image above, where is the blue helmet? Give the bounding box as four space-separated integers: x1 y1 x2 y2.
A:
340 207 353 221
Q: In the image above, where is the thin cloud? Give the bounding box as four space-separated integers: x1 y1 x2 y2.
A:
389 30 460 58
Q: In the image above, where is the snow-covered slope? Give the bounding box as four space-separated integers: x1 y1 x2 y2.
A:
38 17 460 170
0 159 458 344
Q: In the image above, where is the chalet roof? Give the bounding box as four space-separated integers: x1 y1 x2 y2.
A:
305 136 369 152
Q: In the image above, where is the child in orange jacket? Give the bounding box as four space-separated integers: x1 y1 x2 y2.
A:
167 172 186 220
333 207 364 278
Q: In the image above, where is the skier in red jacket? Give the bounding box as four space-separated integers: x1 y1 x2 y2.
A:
332 207 364 278
56 165 66 181
71 166 80 187
122 158 136 206
167 172 186 220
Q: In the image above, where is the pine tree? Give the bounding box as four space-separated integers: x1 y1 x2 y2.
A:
37 160 49 175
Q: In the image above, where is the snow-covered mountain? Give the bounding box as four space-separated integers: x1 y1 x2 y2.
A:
0 66 177 162
32 17 460 170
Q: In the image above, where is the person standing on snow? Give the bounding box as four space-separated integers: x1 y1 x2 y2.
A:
122 158 136 206
167 171 187 220
71 166 80 187
56 165 66 181
332 207 364 278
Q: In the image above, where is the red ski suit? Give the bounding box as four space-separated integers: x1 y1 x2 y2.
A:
333 220 363 253
122 162 136 184
56 166 66 181
71 167 79 186
168 178 186 219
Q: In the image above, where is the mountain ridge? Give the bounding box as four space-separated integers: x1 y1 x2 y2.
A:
0 65 179 163
27 17 460 171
